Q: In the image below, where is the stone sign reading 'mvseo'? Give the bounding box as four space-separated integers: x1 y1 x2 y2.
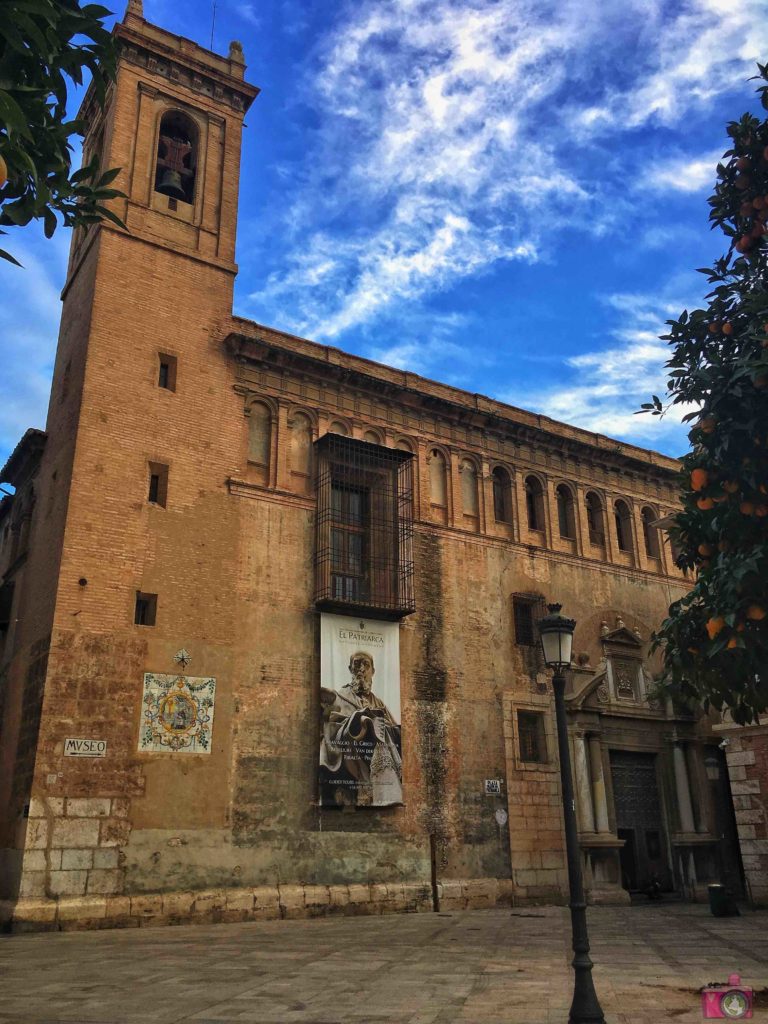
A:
64 737 107 757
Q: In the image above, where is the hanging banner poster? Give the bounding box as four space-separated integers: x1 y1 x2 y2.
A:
319 613 402 808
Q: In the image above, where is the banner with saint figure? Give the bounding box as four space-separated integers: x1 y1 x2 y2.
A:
319 613 402 808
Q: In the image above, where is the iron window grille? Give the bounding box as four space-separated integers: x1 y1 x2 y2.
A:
517 710 547 763
314 433 415 619
513 593 546 647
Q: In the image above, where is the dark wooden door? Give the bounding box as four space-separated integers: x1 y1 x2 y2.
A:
610 750 671 892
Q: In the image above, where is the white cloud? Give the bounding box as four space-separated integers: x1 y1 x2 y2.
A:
244 0 768 342
501 290 698 451
641 150 723 193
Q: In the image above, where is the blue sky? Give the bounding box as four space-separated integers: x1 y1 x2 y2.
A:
2 0 767 470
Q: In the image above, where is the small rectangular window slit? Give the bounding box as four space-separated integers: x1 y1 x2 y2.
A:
158 353 177 391
147 462 169 507
134 592 157 627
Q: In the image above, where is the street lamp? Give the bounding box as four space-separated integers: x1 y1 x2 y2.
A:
539 602 605 1024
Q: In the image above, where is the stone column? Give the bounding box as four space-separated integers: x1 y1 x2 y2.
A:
588 734 610 833
685 742 708 834
673 742 696 833
574 732 595 832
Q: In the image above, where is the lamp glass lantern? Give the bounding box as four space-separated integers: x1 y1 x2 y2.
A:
538 602 576 670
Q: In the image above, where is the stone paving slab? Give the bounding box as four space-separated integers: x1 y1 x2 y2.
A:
0 903 765 1023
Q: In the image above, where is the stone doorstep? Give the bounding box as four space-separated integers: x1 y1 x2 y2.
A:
6 877 514 932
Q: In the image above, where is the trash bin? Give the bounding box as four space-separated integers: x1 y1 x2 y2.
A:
708 883 740 917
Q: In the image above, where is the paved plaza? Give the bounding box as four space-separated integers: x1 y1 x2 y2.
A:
0 903 766 1024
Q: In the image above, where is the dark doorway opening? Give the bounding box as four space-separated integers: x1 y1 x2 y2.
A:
610 750 672 894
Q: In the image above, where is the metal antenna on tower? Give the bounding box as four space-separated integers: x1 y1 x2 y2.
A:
210 0 217 49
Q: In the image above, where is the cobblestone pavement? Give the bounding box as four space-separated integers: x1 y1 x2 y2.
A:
0 903 766 1024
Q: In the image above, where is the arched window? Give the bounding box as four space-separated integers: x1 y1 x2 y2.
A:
641 507 660 559
428 449 448 508
247 402 271 483
154 110 197 205
585 492 604 546
363 429 381 445
614 499 633 553
328 420 349 436
460 458 479 518
492 467 512 524
525 475 544 532
556 484 575 539
288 412 313 489
248 402 271 466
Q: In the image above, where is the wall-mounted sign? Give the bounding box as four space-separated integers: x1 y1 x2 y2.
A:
64 737 107 757
319 613 402 808
138 672 216 754
484 779 502 795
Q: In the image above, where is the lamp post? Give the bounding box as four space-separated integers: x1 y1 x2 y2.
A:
539 602 605 1024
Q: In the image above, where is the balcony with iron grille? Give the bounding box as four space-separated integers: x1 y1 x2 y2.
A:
314 433 415 619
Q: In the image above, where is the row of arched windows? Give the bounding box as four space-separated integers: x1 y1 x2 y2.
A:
426 454 664 565
244 402 669 570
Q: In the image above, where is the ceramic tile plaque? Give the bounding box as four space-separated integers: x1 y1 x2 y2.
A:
138 672 216 754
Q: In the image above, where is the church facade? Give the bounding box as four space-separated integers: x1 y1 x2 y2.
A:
0 4 744 931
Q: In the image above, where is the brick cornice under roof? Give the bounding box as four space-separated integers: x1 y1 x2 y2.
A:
225 319 681 482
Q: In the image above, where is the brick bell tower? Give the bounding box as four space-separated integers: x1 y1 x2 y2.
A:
0 1 257 916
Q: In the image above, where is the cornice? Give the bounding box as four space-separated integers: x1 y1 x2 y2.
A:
224 329 681 485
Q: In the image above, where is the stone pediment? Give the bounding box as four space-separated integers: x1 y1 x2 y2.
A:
601 625 643 651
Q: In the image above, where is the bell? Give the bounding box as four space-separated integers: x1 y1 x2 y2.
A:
156 168 186 201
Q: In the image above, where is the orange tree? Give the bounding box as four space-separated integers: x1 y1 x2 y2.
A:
642 64 768 724
0 0 123 266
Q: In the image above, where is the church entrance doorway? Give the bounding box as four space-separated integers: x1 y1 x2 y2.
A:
610 750 672 894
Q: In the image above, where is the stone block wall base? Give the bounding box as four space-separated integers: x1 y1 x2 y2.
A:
2 877 518 933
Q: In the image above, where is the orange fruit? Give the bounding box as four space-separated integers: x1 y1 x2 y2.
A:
706 617 726 639
736 623 745 632
735 173 751 189
740 501 756 515
727 637 738 650
0 153 6 189
697 543 713 557
756 505 768 517
721 323 733 335
746 604 766 621
708 322 720 334
736 235 753 253
697 497 715 511
718 540 731 552
691 468 709 491
699 417 716 433
723 480 739 494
